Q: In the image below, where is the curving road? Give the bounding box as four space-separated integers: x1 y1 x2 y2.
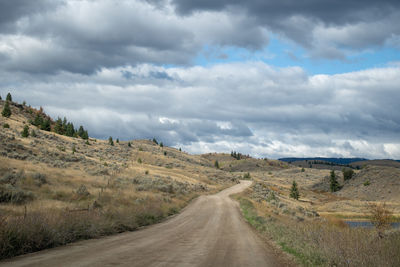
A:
1 181 285 267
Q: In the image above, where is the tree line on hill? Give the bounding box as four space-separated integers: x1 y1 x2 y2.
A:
230 151 251 160
1 92 89 140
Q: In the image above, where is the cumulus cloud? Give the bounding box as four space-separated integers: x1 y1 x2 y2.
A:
0 0 268 74
171 0 400 59
2 62 400 159
0 0 399 159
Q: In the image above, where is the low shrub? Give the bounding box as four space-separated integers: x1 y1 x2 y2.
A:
0 184 34 204
32 173 47 187
237 195 400 267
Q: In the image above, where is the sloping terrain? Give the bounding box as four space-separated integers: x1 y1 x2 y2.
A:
337 165 400 202
0 100 242 259
0 181 290 267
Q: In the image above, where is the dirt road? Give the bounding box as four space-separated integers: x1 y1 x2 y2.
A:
1 181 286 267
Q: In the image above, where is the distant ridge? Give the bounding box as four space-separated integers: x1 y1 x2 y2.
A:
279 157 368 165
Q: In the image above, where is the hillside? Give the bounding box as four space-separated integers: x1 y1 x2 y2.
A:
0 99 250 258
1 98 399 264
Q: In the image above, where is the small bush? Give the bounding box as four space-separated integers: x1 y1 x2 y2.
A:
76 185 90 198
137 158 142 164
2 101 11 118
30 129 37 137
342 168 354 181
0 171 25 186
290 180 300 200
364 180 370 186
0 185 34 204
243 172 251 179
3 123 9 129
21 125 29 138
214 160 220 169
368 202 394 233
32 173 47 187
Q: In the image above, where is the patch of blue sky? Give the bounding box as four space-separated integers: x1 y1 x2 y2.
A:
194 37 400 75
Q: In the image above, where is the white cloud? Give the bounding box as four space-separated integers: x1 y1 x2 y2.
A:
2 61 400 159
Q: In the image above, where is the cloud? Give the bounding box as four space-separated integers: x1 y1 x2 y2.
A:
1 62 400 159
0 0 268 74
171 0 400 59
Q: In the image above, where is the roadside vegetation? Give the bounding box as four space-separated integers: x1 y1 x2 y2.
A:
235 183 400 267
0 95 239 259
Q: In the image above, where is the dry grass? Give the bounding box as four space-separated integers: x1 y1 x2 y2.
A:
237 194 400 266
0 103 241 259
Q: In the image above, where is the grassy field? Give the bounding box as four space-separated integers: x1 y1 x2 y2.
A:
235 187 400 266
0 100 245 259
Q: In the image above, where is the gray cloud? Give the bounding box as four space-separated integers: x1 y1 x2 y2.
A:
0 0 268 74
1 62 400 159
171 0 400 58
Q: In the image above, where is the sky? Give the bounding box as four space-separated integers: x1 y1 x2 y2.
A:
0 0 400 159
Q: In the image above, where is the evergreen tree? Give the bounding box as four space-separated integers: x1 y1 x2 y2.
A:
41 118 51 131
330 170 340 192
109 136 114 146
116 138 119 144
21 125 29 138
152 138 158 144
290 180 300 200
214 160 220 169
54 117 63 134
65 122 75 137
1 101 11 118
30 129 37 137
128 142 131 147
6 93 12 102
33 114 43 126
0 95 2 100
62 117 67 133
160 142 163 148
342 168 354 181
77 126 85 138
82 130 89 140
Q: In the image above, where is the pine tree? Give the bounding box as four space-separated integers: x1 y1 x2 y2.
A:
0 95 2 100
290 180 300 200
116 138 119 144
21 125 29 138
41 118 51 131
152 138 158 145
160 142 163 148
77 126 85 138
54 117 63 134
128 142 131 147
82 130 89 140
30 129 37 137
109 136 114 146
330 170 340 192
65 122 75 137
214 160 220 169
62 117 67 133
6 93 12 102
1 101 11 117
33 114 43 126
